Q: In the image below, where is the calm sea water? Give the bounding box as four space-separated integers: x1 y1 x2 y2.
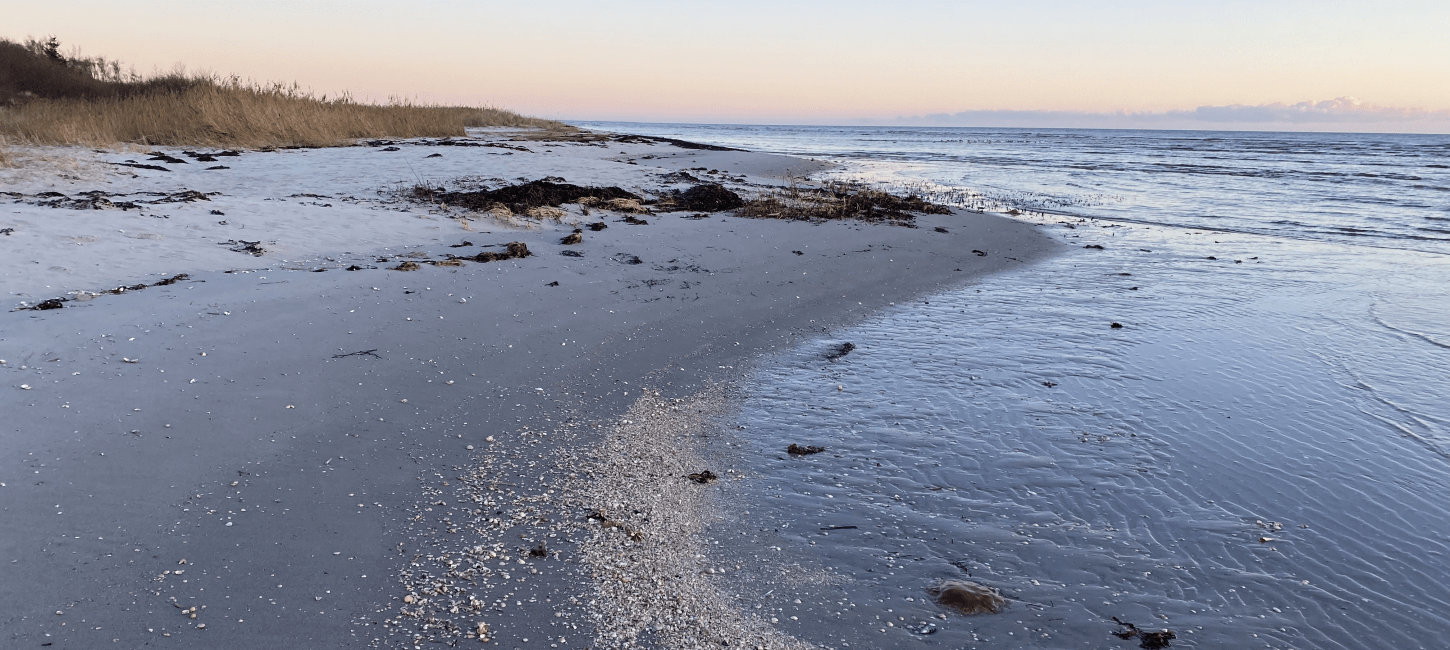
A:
578 122 1450 649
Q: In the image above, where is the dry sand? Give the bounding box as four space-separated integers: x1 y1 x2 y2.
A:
0 130 1058 648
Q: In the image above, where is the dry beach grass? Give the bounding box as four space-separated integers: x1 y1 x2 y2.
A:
0 37 563 149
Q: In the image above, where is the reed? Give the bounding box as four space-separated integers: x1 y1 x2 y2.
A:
0 37 564 148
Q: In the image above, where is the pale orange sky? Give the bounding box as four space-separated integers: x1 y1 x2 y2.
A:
8 1 1450 128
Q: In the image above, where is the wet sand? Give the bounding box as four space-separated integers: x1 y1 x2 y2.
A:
0 137 1058 648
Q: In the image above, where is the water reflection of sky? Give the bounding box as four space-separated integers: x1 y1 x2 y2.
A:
719 221 1450 649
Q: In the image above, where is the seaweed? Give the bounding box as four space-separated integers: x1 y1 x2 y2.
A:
1112 617 1176 649
220 239 265 256
430 180 639 213
737 181 949 226
469 241 532 262
671 183 744 212
687 470 718 484
560 229 583 245
825 342 856 360
787 444 826 455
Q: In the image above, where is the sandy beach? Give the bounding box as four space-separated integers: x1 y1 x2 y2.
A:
0 131 1058 648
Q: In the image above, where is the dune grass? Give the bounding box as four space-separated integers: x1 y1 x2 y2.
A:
0 37 565 149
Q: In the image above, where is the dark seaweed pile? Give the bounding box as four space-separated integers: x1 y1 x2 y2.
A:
426 180 639 213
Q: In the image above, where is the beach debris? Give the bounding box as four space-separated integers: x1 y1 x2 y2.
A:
345 264 366 271
928 580 1007 615
114 161 172 171
586 221 608 231
972 249 987 256
206 165 229 170
671 183 745 212
332 349 381 359
429 179 639 213
146 153 187 165
792 250 804 255
32 192 142 211
611 133 741 151
1085 244 1105 250
220 239 265 256
379 146 400 152
23 298 66 311
620 215 649 225
426 153 442 158
1111 322 1124 329
1207 256 1218 260
613 253 643 265
1042 381 1058 387
738 180 948 225
935 226 950 233
468 241 532 263
529 542 548 558
1112 617 1176 649
449 240 473 247
561 229 583 245
561 250 584 257
583 196 652 214
153 273 189 286
787 444 826 455
392 261 420 271
825 342 856 360
0 228 12 235
526 205 567 220
546 281 560 286
821 525 858 530
687 470 718 484
153 189 212 203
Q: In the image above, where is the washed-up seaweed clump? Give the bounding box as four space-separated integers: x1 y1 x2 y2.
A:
18 273 190 311
424 180 640 213
661 183 744 212
738 181 949 226
1112 617 1176 649
388 242 531 269
787 444 826 455
610 134 741 152
467 241 532 262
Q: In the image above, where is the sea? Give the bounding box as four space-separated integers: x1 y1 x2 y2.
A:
574 122 1450 649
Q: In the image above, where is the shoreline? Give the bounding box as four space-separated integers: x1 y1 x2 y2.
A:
0 132 1060 648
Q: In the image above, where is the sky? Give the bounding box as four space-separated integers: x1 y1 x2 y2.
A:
8 0 1450 132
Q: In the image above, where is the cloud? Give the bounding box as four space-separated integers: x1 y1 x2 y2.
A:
888 98 1450 132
